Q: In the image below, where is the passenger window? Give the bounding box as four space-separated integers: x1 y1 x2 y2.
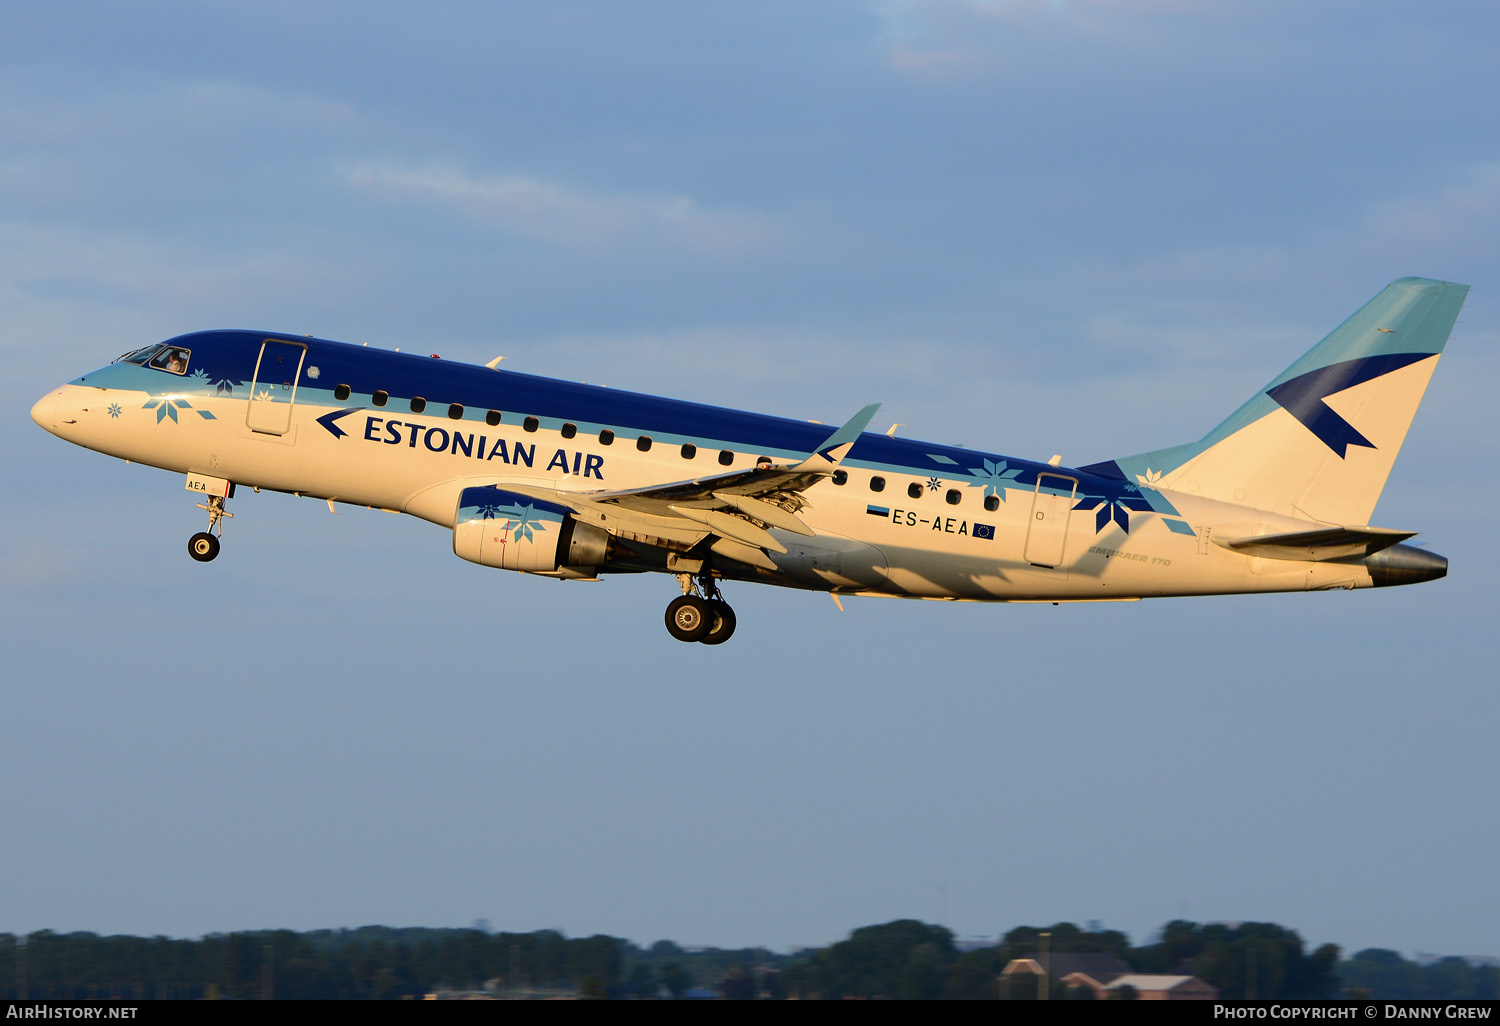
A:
832 470 847 485
486 410 502 426
907 482 923 499
984 495 999 512
150 348 191 375
334 384 351 401
637 436 653 452
599 430 614 445
946 489 962 505
561 423 577 439
718 450 733 466
410 397 426 414
681 443 696 459
372 390 388 407
870 476 886 492
448 403 464 420
523 416 539 432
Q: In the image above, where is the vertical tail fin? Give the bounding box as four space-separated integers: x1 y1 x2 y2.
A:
1088 278 1468 525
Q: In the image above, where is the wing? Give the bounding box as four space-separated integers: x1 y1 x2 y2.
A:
481 404 880 571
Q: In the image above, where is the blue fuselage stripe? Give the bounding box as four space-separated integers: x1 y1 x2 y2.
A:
83 329 1127 494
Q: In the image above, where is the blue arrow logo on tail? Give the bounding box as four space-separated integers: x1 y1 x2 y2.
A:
1264 353 1430 458
317 408 361 439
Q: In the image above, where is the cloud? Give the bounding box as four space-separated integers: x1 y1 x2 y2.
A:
1100 159 1500 299
0 216 378 411
497 323 941 421
883 0 1202 23
0 220 360 324
0 77 359 156
342 161 776 253
1367 161 1500 254
0 540 75 586
875 0 1207 71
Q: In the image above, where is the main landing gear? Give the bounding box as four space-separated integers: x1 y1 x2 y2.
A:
188 494 232 563
665 574 737 645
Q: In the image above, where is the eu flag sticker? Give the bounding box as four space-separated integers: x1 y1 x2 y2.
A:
866 505 890 517
972 522 995 540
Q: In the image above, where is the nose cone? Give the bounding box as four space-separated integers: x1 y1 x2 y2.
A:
31 389 61 434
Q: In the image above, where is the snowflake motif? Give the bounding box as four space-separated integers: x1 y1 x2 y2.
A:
213 374 242 396
1073 493 1155 534
107 403 122 418
189 368 211 384
489 502 550 543
254 388 274 402
141 397 193 424
1135 467 1165 489
926 476 941 492
476 503 502 520
969 457 1023 500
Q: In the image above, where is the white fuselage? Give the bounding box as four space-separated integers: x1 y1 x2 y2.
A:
33 359 1380 603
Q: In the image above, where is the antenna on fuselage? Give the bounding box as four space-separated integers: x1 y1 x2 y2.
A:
486 356 505 369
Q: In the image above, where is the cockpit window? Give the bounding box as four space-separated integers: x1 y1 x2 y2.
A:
116 344 165 366
148 347 191 375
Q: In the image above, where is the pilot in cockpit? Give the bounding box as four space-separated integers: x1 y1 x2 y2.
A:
150 348 190 374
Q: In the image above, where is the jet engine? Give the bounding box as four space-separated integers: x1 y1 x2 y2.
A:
452 486 609 575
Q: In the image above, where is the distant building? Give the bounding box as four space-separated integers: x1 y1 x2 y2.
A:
1000 954 1218 1000
1102 974 1220 1001
1001 952 1131 993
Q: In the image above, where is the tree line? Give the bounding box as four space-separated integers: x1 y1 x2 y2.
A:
0 920 1493 999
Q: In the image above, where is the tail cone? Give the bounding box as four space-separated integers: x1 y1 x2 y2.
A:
1365 543 1447 587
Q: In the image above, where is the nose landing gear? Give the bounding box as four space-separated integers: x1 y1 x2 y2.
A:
188 531 220 562
665 573 737 645
188 493 232 563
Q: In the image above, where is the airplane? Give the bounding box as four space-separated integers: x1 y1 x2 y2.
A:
31 277 1464 645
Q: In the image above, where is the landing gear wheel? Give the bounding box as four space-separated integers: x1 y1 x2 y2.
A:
188 532 220 563
665 595 713 642
191 491 232 562
698 600 737 646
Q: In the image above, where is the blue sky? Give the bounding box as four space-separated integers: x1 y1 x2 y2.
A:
4 0 1498 958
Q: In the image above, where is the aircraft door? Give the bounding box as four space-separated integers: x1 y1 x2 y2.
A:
246 340 307 435
1024 473 1077 568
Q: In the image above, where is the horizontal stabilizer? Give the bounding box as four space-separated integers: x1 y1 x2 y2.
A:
1215 526 1415 562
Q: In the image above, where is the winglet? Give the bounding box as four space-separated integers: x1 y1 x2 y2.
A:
792 403 881 473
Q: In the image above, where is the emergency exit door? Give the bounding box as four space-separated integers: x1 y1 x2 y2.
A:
1024 473 1077 568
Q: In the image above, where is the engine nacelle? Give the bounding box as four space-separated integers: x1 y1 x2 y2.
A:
452 486 609 574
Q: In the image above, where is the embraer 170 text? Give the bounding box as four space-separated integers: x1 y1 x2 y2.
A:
33 278 1464 645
